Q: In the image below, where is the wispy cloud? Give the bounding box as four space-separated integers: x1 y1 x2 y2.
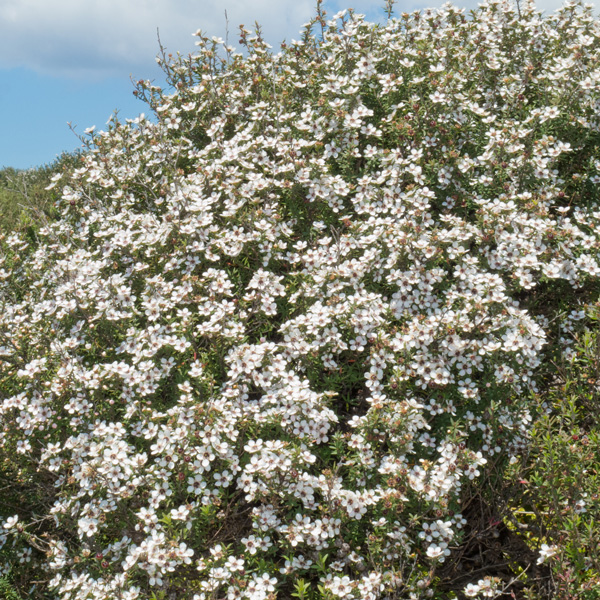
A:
0 0 317 79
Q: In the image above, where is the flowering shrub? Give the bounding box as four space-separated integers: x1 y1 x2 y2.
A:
1 0 600 598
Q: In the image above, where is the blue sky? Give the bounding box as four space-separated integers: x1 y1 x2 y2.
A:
0 0 592 170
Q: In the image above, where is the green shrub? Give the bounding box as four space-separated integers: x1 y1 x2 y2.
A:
503 302 600 598
0 574 22 600
0 151 80 233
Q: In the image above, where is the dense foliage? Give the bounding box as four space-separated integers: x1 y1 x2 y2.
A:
1 0 600 598
0 152 79 233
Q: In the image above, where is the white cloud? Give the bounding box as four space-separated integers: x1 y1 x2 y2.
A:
0 0 596 80
0 0 316 79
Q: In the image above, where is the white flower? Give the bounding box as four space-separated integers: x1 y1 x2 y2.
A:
171 505 191 520
3 515 19 530
78 517 98 537
429 90 447 103
537 543 559 565
464 582 482 597
426 543 450 561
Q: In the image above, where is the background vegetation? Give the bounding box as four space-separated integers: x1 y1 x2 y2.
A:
0 152 80 234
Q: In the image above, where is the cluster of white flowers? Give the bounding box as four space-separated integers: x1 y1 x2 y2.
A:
463 576 502 598
1 0 599 597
